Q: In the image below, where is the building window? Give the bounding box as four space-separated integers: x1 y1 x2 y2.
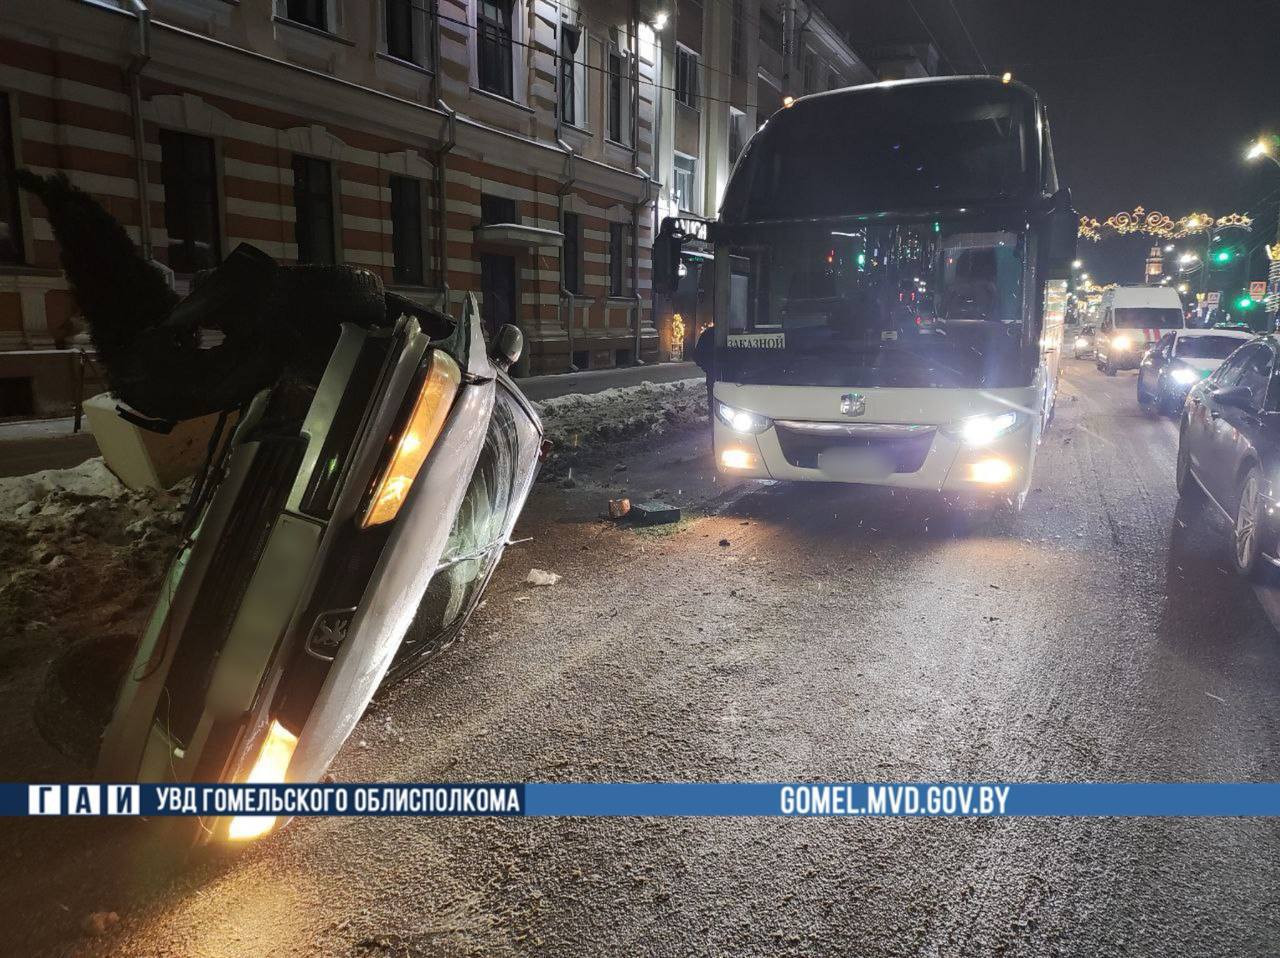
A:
673 153 696 213
480 193 518 225
0 93 25 265
728 108 745 165
802 53 817 94
477 0 515 99
607 49 630 144
389 175 424 286
559 23 588 128
562 212 580 294
159 130 221 274
676 45 700 109
730 0 745 77
759 9 782 52
285 0 327 31
292 154 336 265
608 222 626 296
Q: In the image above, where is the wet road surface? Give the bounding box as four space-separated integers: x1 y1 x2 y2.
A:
8 359 1280 956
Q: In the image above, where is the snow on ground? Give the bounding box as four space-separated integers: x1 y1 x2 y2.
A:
534 377 707 451
0 458 187 763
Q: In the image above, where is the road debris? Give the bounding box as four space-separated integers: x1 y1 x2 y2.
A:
628 500 681 525
525 569 562 587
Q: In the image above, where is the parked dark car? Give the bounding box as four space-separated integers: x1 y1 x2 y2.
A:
1176 335 1280 576
1137 329 1253 415
1072 325 1097 359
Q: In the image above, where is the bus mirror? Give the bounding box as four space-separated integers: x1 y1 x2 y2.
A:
653 218 686 295
1045 188 1078 280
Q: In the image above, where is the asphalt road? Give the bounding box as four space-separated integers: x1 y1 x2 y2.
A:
9 358 1280 956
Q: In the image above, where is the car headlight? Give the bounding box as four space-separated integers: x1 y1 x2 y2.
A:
362 350 462 528
715 401 772 435
1169 366 1198 385
1112 334 1133 350
228 719 299 841
1075 337 1089 348
941 411 1021 447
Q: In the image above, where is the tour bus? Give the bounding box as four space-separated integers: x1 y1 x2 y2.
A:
1094 285 1186 376
685 76 1076 510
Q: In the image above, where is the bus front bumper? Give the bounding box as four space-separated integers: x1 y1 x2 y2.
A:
714 412 1037 498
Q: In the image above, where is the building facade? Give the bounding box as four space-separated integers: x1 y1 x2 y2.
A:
0 0 881 416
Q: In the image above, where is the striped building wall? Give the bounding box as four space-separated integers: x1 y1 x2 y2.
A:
1 0 662 415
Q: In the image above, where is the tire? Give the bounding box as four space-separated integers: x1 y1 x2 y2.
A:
1175 426 1203 505
1104 361 1117 377
1231 465 1265 578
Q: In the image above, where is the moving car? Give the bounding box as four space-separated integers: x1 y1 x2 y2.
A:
1137 328 1253 415
1095 285 1185 376
1072 325 1097 359
97 293 543 844
1176 335 1280 576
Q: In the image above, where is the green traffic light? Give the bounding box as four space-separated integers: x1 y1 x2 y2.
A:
1214 249 1233 264
1236 296 1255 310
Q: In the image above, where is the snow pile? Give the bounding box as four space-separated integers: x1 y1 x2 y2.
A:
0 458 188 761
534 378 707 450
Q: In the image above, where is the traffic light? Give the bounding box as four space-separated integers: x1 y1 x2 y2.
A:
1236 294 1255 311
1210 246 1236 267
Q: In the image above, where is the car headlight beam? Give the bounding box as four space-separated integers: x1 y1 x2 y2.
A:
1169 366 1198 385
942 411 1021 447
1112 334 1133 351
715 401 772 435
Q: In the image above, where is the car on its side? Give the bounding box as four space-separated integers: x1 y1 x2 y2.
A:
1072 325 1097 359
1176 335 1280 577
1137 328 1254 415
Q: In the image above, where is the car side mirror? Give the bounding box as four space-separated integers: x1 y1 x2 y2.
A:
1043 188 1078 280
1212 385 1252 409
491 323 523 371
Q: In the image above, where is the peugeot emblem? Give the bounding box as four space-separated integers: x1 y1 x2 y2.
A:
840 392 866 417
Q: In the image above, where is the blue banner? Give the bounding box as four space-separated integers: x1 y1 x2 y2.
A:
5 783 1280 818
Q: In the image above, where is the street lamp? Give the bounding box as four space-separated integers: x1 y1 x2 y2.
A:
1246 137 1280 169
1071 260 1083 269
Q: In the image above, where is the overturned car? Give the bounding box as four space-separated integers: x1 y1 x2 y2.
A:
21 172 542 843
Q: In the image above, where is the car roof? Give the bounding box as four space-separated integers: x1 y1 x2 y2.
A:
1174 328 1254 340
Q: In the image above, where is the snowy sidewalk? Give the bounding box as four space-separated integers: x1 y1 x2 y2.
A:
518 361 700 402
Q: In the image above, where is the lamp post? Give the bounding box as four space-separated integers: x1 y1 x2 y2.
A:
1245 136 1280 325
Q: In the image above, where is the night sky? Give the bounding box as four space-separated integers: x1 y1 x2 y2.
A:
823 0 1280 286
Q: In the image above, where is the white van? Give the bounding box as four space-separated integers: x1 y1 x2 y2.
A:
1095 285 1185 375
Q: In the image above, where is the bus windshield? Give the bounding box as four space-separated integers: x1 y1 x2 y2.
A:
719 218 1030 388
722 81 1038 222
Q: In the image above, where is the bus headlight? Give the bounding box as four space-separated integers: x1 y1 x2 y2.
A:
1112 334 1133 351
942 411 1021 447
228 719 299 841
1169 366 1198 385
715 401 772 435
362 350 462 528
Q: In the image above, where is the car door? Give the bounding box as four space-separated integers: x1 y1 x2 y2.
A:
1212 341 1274 507
1141 332 1175 393
1186 344 1251 492
1197 343 1268 504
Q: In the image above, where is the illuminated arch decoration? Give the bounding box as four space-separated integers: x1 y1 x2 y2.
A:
1078 207 1252 241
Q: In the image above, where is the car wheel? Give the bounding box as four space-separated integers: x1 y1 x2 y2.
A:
1104 361 1117 377
1175 426 1203 504
1232 466 1266 578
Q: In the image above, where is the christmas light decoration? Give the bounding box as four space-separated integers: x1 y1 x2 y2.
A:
1078 207 1252 241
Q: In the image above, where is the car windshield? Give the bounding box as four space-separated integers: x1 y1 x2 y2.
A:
1176 335 1246 359
1113 307 1182 329
718 218 1030 388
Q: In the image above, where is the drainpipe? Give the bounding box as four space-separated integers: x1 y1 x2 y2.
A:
125 0 153 260
434 100 457 311
554 9 579 371
632 172 653 365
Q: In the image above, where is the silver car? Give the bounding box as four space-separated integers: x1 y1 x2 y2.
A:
97 294 541 843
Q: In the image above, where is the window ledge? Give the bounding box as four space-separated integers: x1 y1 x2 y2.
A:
376 52 434 77
675 100 701 116
272 16 355 47
606 295 640 304
471 88 534 115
